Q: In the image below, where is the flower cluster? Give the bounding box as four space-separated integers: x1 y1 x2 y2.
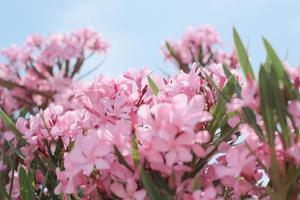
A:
6 64 230 199
162 26 238 73
0 28 108 115
2 26 300 200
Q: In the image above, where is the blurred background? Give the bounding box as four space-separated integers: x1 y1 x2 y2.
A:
1 0 300 78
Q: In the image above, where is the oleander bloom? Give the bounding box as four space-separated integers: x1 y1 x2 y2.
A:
4 26 300 200
65 130 111 176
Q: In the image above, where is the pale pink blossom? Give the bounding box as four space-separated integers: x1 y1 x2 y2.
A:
111 179 146 200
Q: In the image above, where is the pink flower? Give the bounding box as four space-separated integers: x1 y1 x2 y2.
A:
65 130 111 175
54 169 75 195
162 26 237 69
192 187 217 200
288 100 300 129
152 133 194 166
26 34 44 47
6 171 20 199
227 77 259 112
287 142 300 165
111 179 146 200
215 147 255 178
51 110 80 145
123 68 151 91
0 160 6 171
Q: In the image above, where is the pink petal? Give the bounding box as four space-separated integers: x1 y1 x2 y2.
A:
95 159 110 170
133 190 147 200
188 95 205 111
192 145 205 158
177 146 192 162
54 184 62 195
111 182 127 198
195 130 211 144
172 94 188 105
176 133 194 145
83 163 94 175
152 138 171 152
95 142 111 156
66 180 75 194
165 150 177 166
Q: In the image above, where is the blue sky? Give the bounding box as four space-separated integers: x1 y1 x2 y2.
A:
1 0 300 78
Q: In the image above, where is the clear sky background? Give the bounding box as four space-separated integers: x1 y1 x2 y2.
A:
1 0 300 78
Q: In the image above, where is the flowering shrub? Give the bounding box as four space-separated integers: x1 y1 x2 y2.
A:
1 26 300 200
0 28 108 115
161 26 238 72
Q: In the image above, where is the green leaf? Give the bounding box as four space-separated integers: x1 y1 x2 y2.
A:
259 64 276 147
184 125 239 180
19 107 28 118
28 169 35 189
5 140 25 160
140 168 168 200
147 76 159 96
258 61 290 145
131 135 139 167
0 107 26 145
262 38 298 99
242 107 265 140
222 64 233 78
258 64 283 190
165 41 176 58
192 176 201 191
33 155 58 199
152 171 174 199
113 145 134 172
165 41 189 72
222 64 265 140
207 75 236 133
268 65 290 146
19 166 35 200
233 27 255 79
53 138 64 168
0 173 9 200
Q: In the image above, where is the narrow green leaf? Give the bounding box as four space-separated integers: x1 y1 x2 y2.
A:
113 145 134 172
165 41 176 58
222 64 232 78
140 168 168 200
9 154 16 198
259 64 276 146
0 173 9 200
54 137 64 168
33 155 58 199
258 64 282 190
262 38 298 99
233 27 255 79
19 107 28 118
147 76 159 96
242 107 265 140
184 125 239 180
192 176 201 191
28 169 35 189
0 107 26 145
269 65 290 146
5 140 25 160
152 171 174 199
165 41 189 72
19 166 35 200
131 135 139 167
207 75 236 133
262 38 287 81
222 64 264 140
